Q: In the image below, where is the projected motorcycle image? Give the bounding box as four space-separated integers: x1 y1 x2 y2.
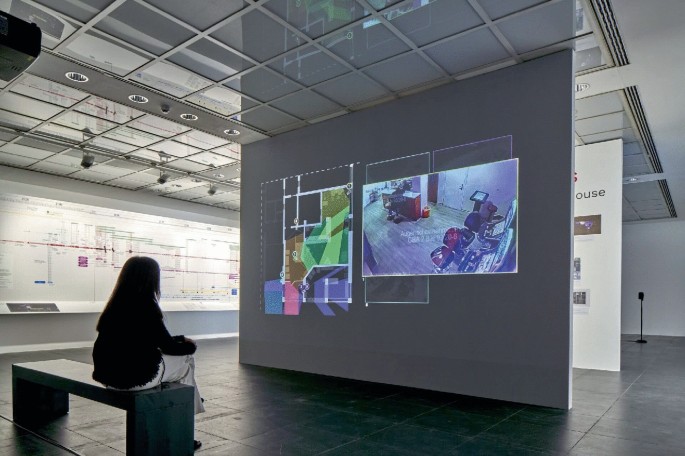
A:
362 159 518 276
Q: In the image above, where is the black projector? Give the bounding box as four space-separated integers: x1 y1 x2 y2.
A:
0 11 41 82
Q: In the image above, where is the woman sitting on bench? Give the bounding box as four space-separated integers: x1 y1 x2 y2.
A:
92 256 205 450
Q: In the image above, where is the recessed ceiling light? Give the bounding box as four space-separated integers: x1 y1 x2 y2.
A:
235 168 240 172
575 83 590 93
180 113 198 121
213 173 225 178
128 94 149 104
65 72 89 83
224 129 240 136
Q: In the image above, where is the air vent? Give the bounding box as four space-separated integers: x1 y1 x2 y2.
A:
623 86 663 173
589 0 629 66
657 180 678 218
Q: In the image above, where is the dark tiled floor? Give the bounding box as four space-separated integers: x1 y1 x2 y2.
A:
0 334 683 455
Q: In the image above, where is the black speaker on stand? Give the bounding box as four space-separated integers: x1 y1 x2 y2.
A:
636 292 647 344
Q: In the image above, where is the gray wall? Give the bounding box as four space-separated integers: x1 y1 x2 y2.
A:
622 219 685 336
240 51 575 409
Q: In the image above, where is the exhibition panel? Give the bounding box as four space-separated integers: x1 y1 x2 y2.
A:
0 192 240 314
241 50 575 409
573 140 623 371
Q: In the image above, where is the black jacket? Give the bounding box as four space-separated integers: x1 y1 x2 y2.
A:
92 312 196 389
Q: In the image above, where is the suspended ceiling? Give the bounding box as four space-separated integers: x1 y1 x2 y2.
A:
0 0 679 221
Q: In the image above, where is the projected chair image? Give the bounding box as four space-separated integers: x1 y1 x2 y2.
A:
430 191 517 274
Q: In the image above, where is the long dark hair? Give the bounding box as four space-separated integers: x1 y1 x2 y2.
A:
97 256 163 331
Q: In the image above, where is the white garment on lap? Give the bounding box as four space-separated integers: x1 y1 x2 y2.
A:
107 354 205 414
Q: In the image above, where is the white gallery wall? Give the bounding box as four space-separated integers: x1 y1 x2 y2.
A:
0 166 240 353
573 140 622 371
622 219 685 337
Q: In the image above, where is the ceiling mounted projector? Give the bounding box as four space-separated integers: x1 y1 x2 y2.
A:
0 12 42 83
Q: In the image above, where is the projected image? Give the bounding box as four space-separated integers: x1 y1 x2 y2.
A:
574 214 602 235
363 159 518 276
262 165 354 316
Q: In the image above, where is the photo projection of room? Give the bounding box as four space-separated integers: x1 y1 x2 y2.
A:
241 50 575 409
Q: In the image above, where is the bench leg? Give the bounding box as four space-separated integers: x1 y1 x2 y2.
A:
12 377 69 426
127 404 194 456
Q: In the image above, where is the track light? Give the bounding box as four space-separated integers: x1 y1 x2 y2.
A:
207 184 217 196
80 152 94 169
157 172 170 184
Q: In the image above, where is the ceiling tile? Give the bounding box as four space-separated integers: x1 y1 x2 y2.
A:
53 111 118 135
0 93 63 120
623 142 642 157
36 123 88 143
69 169 112 183
263 0 369 40
322 23 411 68
0 128 18 142
76 97 145 124
127 115 191 138
576 112 630 136
581 128 637 145
103 127 163 147
313 73 388 105
0 152 39 167
86 163 135 178
167 39 254 82
210 144 241 161
186 86 258 116
0 110 42 131
33 0 116 23
104 177 148 190
496 0 575 54
388 0 483 47
130 62 213 98
29 161 80 175
575 92 624 120
149 140 201 158
145 0 246 31
175 130 229 150
167 159 211 173
211 9 299 62
62 31 150 76
623 154 647 167
95 1 195 55
117 171 160 184
0 143 54 160
11 75 88 108
224 68 301 102
240 106 300 132
268 45 350 86
16 137 68 153
185 152 237 168
477 0 547 20
105 158 149 172
364 52 443 91
197 165 241 182
44 153 84 168
270 91 341 120
89 136 139 154
129 149 167 162
423 28 510 74
575 34 608 73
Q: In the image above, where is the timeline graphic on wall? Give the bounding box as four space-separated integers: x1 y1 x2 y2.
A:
0 193 240 312
261 165 354 317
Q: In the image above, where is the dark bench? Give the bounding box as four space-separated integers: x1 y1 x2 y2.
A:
12 359 195 456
